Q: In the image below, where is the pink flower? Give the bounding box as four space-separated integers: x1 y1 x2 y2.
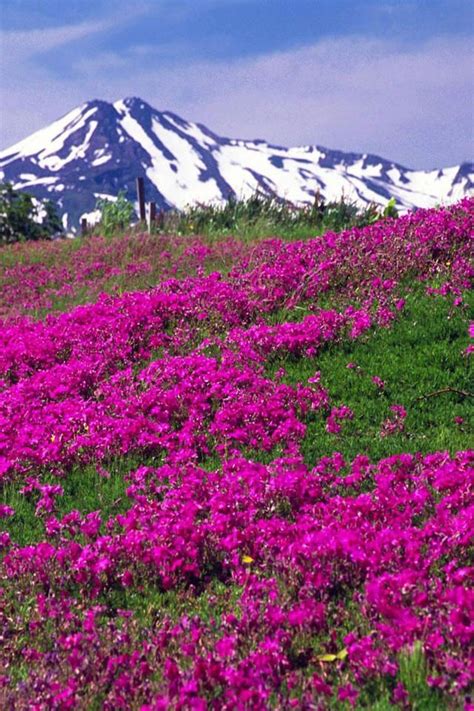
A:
326 405 354 434
215 635 237 659
0 504 14 518
372 376 385 390
312 674 332 696
381 404 407 437
0 457 12 478
393 682 409 705
338 683 359 706
390 404 407 418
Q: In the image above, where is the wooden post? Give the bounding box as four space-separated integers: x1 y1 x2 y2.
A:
81 218 88 236
314 189 325 218
147 201 156 234
136 177 146 222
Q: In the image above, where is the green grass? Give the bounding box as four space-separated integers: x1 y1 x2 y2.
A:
155 192 392 242
268 291 473 467
2 452 164 546
100 578 244 628
397 642 444 710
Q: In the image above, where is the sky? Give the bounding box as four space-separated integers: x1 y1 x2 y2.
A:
0 0 473 168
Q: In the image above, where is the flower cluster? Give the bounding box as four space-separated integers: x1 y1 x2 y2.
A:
1 452 473 708
380 405 408 438
0 199 472 708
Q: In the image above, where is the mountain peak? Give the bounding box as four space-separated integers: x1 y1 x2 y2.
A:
83 98 112 109
117 97 154 111
0 97 472 231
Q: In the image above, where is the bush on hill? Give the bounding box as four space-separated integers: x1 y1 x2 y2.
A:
95 191 135 237
158 192 399 239
0 182 62 244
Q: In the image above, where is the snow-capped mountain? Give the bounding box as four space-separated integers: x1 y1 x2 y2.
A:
0 97 472 230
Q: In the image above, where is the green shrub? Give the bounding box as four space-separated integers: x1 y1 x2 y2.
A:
0 182 62 244
157 192 398 240
95 191 135 237
383 197 399 219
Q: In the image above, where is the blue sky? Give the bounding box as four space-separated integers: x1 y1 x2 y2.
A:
1 0 473 167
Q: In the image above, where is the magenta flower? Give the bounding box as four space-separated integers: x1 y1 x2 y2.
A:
338 683 359 706
0 199 472 708
372 375 385 390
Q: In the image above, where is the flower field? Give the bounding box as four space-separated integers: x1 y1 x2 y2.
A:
0 199 473 709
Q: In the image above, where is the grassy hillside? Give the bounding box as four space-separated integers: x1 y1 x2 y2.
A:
0 199 472 709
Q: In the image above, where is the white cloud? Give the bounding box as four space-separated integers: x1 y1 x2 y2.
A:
1 33 472 168
0 19 116 62
169 36 473 168
0 2 153 62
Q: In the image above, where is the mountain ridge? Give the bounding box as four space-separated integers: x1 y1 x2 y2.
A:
0 96 472 230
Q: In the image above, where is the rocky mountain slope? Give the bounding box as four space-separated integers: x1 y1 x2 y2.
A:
0 97 472 230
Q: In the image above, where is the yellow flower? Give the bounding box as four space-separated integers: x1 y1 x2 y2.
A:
317 648 348 662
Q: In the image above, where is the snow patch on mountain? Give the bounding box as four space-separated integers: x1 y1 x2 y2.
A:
0 96 472 229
